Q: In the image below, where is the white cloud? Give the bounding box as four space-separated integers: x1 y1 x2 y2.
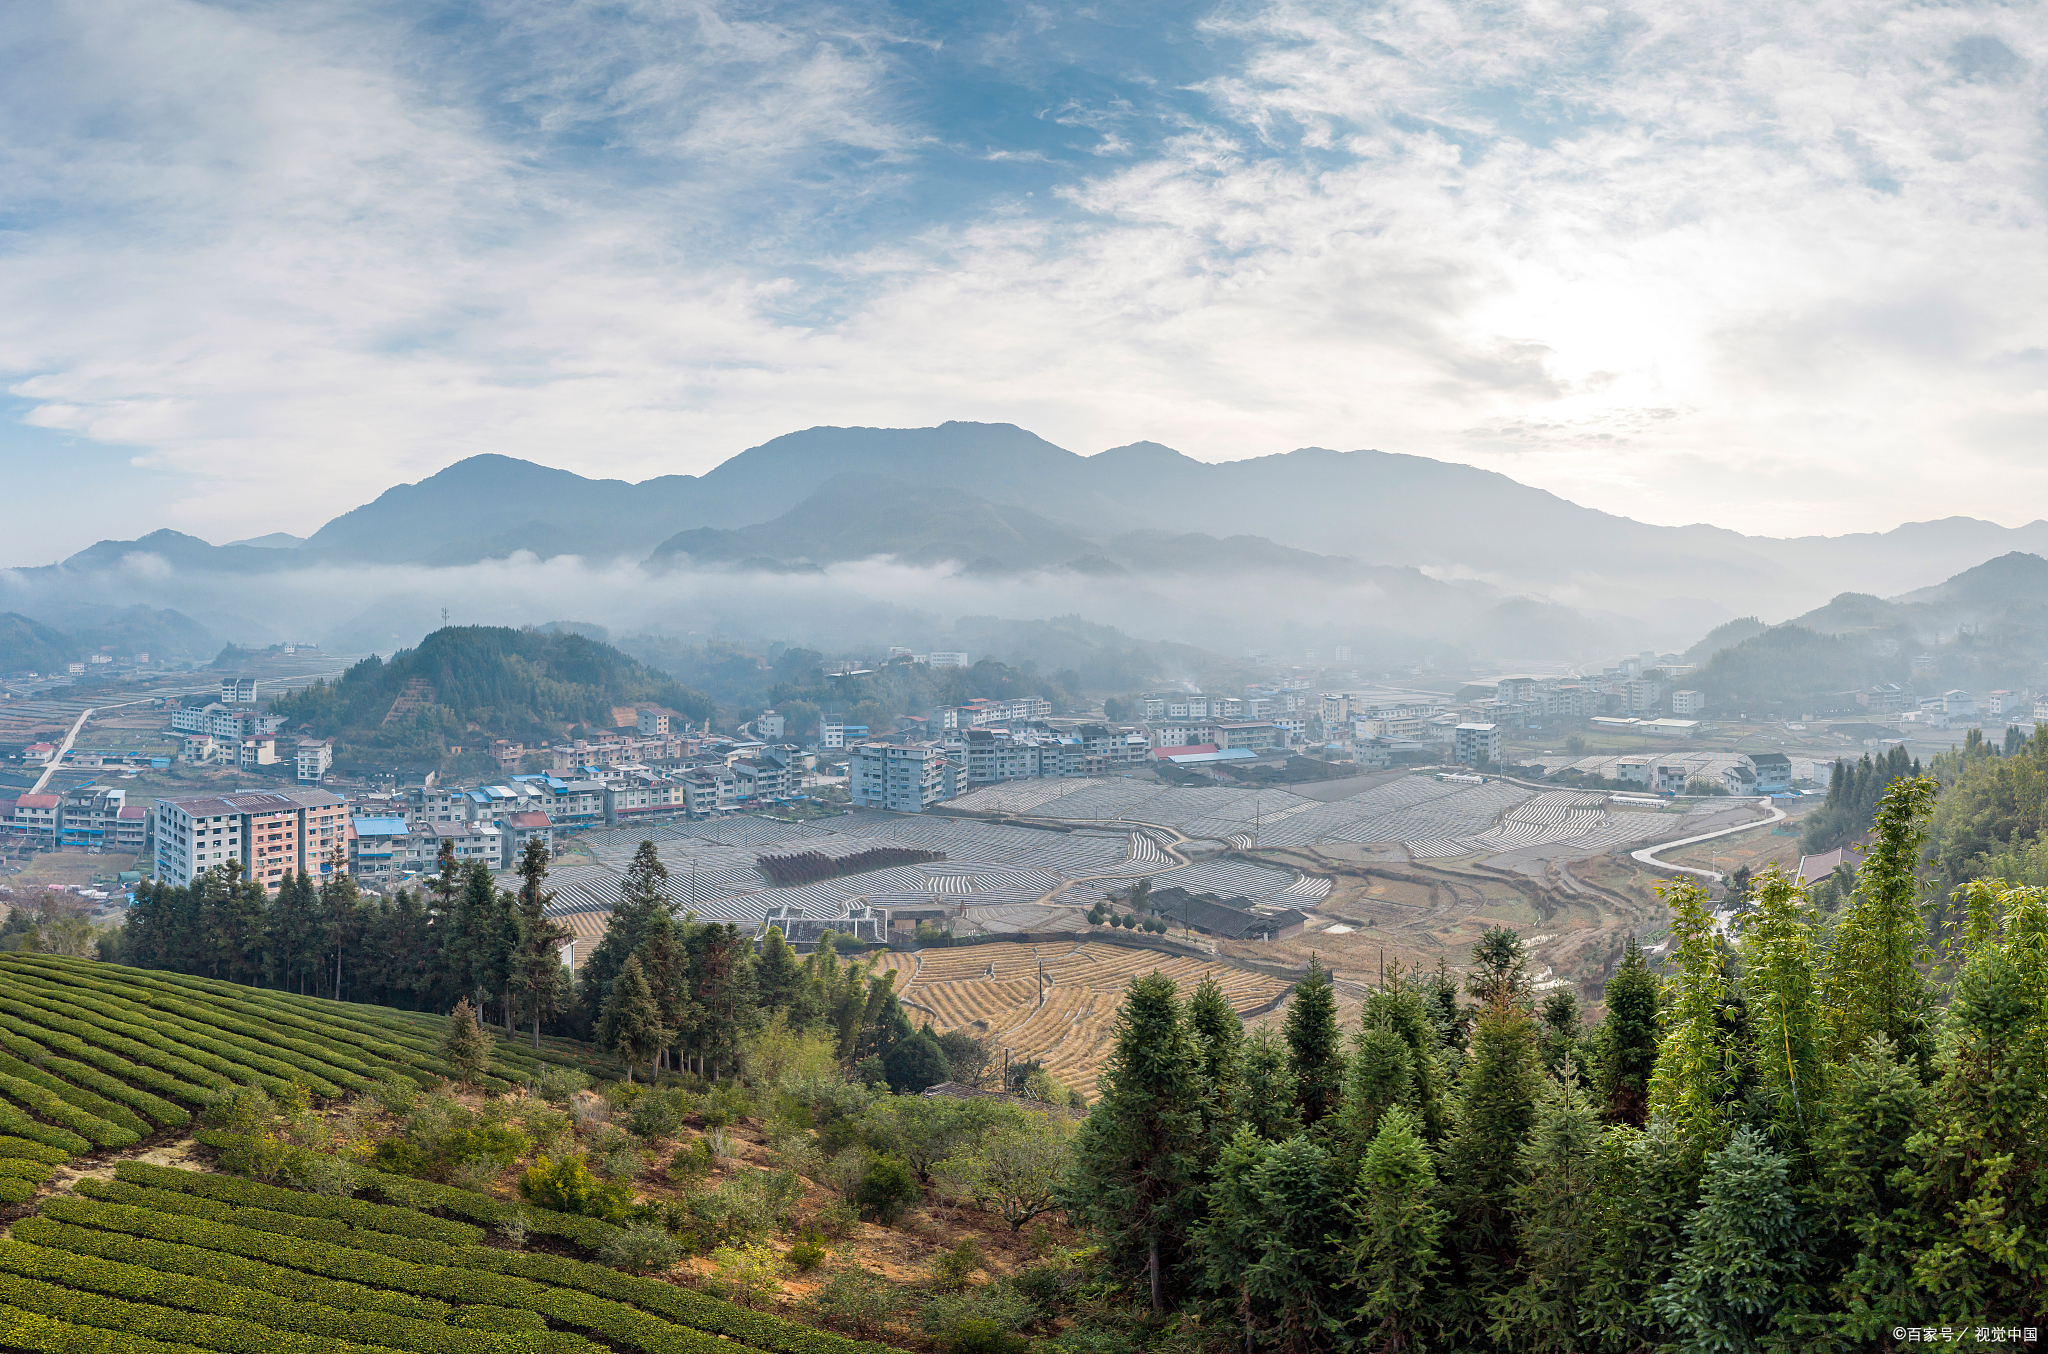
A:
0 0 2044 553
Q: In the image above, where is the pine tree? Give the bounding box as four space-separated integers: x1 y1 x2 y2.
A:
1243 1135 1349 1351
595 952 666 1082
1596 936 1660 1126
1582 1118 1697 1352
1348 1106 1444 1351
441 996 492 1086
1332 1026 1413 1182
1490 1065 1601 1353
687 921 756 1079
1537 988 1584 1082
579 839 671 1015
319 871 367 1004
1066 970 1210 1315
1899 880 2048 1326
1820 774 1938 1072
512 837 570 1048
1285 955 1345 1128
1196 1127 1275 1352
1646 879 1734 1157
1187 973 1244 1131
1362 963 1447 1140
754 926 803 1014
1467 926 1531 1008
1810 1039 1930 1342
1436 994 1543 1334
1240 1026 1303 1142
1653 1127 1809 1348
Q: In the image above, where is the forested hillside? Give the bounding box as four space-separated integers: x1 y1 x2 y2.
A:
1064 778 2045 1349
1689 624 1905 715
270 626 712 774
1798 745 1921 852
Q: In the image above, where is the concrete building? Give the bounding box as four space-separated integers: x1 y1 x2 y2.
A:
296 738 333 783
1455 722 1502 767
1743 752 1794 794
237 734 278 769
220 677 258 703
926 652 969 668
847 742 953 812
1987 690 2012 717
1653 763 1690 795
6 794 59 849
636 707 672 737
1941 690 1976 717
1671 689 1705 716
1216 720 1286 753
57 786 126 850
152 787 350 890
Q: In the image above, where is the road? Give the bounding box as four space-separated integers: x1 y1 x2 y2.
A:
23 662 354 793
27 706 95 795
1630 798 1789 882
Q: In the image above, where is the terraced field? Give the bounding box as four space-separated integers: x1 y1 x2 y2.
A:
0 1160 883 1354
0 955 603 1169
873 941 1291 1100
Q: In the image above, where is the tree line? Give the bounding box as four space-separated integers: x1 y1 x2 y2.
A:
1063 775 2045 1350
106 837 997 1094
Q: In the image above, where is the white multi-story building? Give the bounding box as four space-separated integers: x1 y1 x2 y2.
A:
296 738 333 782
1670 689 1705 716
153 787 350 891
1987 690 2012 717
847 742 954 812
1455 723 1502 767
927 652 969 668
220 677 258 703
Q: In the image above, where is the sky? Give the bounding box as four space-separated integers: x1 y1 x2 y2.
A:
1 0 2044 564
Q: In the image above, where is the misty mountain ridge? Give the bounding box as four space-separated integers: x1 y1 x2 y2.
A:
24 422 2048 667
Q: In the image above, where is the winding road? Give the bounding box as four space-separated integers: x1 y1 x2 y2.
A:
1629 798 1789 882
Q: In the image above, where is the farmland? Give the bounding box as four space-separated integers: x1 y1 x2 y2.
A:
870 941 1291 1099
0 954 601 1165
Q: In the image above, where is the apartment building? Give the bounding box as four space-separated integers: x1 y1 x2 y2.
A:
220 677 258 703
152 787 350 890
1455 723 1503 767
847 742 955 813
1671 690 1706 716
1216 721 1286 753
57 786 127 850
173 703 284 740
6 794 59 850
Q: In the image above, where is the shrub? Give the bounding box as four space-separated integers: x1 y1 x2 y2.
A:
804 1265 896 1338
1009 1260 1079 1314
919 1284 1039 1343
290 1151 360 1198
199 1085 276 1134
853 1156 918 1225
628 1090 685 1139
787 1229 828 1272
530 1066 588 1104
670 1139 712 1184
517 1152 636 1224
812 1199 860 1240
950 1318 1030 1354
707 1241 785 1308
599 1221 686 1274
932 1239 985 1290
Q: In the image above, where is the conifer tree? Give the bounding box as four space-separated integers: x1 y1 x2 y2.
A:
1284 955 1345 1128
1348 1106 1444 1351
512 837 570 1048
1196 1127 1274 1352
595 952 666 1082
1582 1118 1696 1351
319 871 367 1004
754 925 803 1014
1596 936 1660 1126
1653 1127 1809 1347
1187 973 1244 1131
1810 1039 1930 1340
441 996 492 1086
1332 1026 1413 1182
1067 971 1209 1315
579 839 671 1015
1239 1026 1303 1142
1820 774 1938 1072
1361 963 1447 1140
1491 1064 1601 1352
1467 926 1531 1008
1437 993 1543 1334
1245 1135 1349 1351
1537 988 1584 1083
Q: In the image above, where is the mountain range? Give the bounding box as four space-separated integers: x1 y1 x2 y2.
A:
22 422 2048 666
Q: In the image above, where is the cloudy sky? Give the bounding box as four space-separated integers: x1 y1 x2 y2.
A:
1 0 2043 563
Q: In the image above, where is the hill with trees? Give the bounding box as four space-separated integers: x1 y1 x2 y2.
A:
271 626 712 774
1688 624 1906 716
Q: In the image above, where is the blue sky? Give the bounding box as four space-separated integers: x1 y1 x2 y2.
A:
1 0 2045 563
